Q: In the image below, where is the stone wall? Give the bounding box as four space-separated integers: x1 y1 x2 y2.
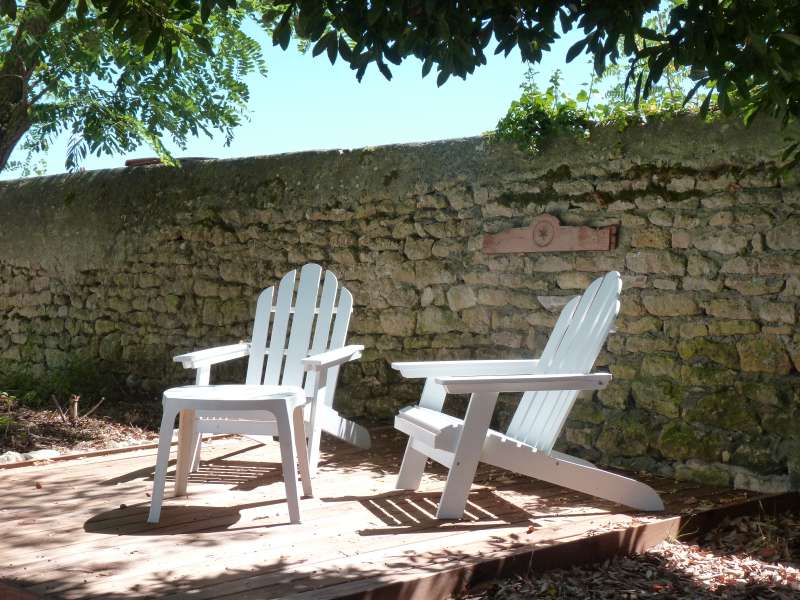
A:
1 116 798 492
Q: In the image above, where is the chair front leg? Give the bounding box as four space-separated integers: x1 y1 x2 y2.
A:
273 402 302 524
396 377 447 490
436 391 498 520
148 406 179 524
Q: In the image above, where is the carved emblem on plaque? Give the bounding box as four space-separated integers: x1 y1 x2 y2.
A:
483 214 618 254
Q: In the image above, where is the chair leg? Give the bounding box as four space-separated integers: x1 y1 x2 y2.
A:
190 432 203 472
396 439 427 491
148 407 178 524
175 409 196 496
293 406 313 498
307 402 324 479
437 392 498 519
275 403 302 524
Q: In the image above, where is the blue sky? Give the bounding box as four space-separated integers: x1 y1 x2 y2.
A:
7 27 594 178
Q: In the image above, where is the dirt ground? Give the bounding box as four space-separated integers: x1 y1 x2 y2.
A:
1 392 159 455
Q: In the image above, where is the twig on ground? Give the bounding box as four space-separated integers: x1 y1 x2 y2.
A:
51 395 69 424
83 397 105 419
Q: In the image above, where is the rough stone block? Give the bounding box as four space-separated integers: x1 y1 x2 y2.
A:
692 230 748 255
678 338 739 369
765 218 800 250
595 413 650 456
446 285 477 312
632 228 670 249
379 309 417 337
416 306 462 334
632 378 682 417
404 238 434 260
626 250 685 276
737 336 792 374
706 320 760 336
704 299 752 320
687 390 761 434
642 292 699 316
757 302 796 324
556 272 592 290
724 277 784 296
675 461 731 487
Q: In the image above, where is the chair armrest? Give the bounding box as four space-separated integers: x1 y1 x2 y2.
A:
302 345 364 372
173 343 251 369
391 359 539 379
435 372 612 395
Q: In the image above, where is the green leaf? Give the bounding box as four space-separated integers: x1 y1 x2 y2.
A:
566 38 588 63
142 29 160 56
436 69 450 86
377 60 392 80
195 36 213 56
338 36 352 61
272 9 292 50
699 90 713 118
558 8 571 33
421 57 433 78
326 34 337 65
48 0 71 22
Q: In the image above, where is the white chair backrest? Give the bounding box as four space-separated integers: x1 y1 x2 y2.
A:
505 271 621 452
245 264 353 403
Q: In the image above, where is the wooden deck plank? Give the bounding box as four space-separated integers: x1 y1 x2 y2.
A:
1 430 780 600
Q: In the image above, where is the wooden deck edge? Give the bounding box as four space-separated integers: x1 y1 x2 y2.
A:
0 434 237 471
329 492 800 600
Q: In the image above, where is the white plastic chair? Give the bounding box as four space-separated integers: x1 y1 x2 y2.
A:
147 264 366 524
392 272 664 519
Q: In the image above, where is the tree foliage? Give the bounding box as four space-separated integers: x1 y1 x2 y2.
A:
495 8 716 156
1 0 799 172
260 1 800 126
0 0 272 173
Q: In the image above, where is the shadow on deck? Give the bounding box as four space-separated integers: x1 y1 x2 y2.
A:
1 428 796 599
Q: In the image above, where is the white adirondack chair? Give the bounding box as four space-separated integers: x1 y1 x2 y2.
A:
392 272 664 519
147 263 369 524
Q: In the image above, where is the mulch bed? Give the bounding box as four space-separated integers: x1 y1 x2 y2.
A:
461 512 800 599
1 394 159 455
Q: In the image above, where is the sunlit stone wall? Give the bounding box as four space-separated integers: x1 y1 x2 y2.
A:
1 116 798 492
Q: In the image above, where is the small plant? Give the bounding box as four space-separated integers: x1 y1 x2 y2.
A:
493 5 721 157
0 356 119 415
495 69 592 154
0 392 16 446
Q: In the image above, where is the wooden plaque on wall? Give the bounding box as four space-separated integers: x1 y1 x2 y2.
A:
483 214 618 254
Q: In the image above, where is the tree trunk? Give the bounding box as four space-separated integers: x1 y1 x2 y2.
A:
0 78 31 171
0 10 49 172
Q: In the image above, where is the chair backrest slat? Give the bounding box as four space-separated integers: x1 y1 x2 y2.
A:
244 264 352 394
506 272 621 453
261 269 298 385
281 264 324 386
245 287 274 385
505 295 579 439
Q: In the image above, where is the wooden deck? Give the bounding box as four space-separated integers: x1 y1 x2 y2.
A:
0 429 776 600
